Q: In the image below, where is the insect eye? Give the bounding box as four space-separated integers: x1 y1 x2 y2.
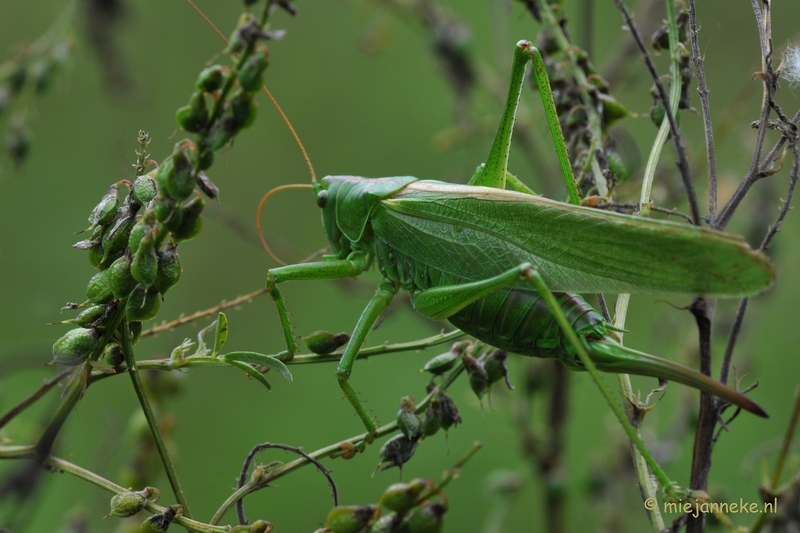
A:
316 190 328 208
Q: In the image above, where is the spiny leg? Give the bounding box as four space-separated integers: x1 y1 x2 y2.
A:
266 255 367 361
469 40 580 205
411 263 691 499
336 279 399 440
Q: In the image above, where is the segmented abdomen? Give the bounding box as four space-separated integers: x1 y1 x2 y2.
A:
374 237 607 364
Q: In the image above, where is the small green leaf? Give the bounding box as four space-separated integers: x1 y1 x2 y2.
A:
226 359 271 391
223 351 293 383
213 312 228 357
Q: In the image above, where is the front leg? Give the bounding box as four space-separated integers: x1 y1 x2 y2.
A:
266 255 366 361
336 278 399 440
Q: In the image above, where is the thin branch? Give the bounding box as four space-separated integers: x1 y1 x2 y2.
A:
612 0 700 225
232 443 338 526
0 369 71 430
687 0 718 217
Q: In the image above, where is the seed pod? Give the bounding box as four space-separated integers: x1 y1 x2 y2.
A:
198 150 214 171
422 342 467 375
248 520 273 533
88 185 119 228
86 226 105 267
129 321 143 345
195 171 219 200
87 269 114 304
126 285 161 322
129 211 156 255
132 171 159 207
401 503 446 533
101 207 134 265
131 230 159 288
420 397 442 437
303 330 350 355
154 243 182 296
51 327 99 366
396 396 421 440
464 355 490 400
138 505 181 533
175 91 208 133
379 479 433 514
237 45 269 92
206 118 234 151
229 90 257 133
325 505 380 533
103 342 125 367
67 304 108 327
195 65 230 92
172 194 204 243
606 151 629 184
483 350 513 390
377 434 418 474
108 487 155 517
368 513 401 533
154 195 183 231
108 256 137 299
438 393 461 431
158 150 195 202
598 93 630 128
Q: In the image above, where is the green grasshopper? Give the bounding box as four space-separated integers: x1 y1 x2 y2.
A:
265 41 772 492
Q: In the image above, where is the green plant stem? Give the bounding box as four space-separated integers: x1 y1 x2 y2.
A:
118 320 193 519
33 303 127 460
610 2 683 529
44 455 229 533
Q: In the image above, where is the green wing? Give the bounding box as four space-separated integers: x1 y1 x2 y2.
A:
372 181 774 297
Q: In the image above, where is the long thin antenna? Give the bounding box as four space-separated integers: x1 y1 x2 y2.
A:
256 184 313 265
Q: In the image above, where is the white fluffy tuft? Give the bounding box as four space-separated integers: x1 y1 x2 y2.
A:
782 43 800 88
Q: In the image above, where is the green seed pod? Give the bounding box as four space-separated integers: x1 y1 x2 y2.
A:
175 92 208 133
159 150 195 202
131 230 159 288
302 330 350 355
129 321 143 345
138 505 180 533
464 355 490 400
102 208 134 265
422 342 467 375
154 195 183 231
70 304 108 327
598 93 630 129
88 185 120 228
237 45 269 92
126 285 161 322
206 119 234 151
248 520 273 533
198 149 214 171
379 479 433 514
606 151 629 183
172 194 205 243
377 434 418 474
229 90 257 133
396 396 421 440
368 513 401 533
87 269 114 304
129 212 154 256
420 397 442 437
401 503 446 533
325 505 380 533
132 171 159 207
154 243 182 296
51 327 99 366
195 65 230 92
103 342 125 367
108 488 153 517
84 225 105 267
108 256 138 299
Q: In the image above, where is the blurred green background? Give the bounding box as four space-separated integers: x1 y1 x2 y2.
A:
0 1 798 531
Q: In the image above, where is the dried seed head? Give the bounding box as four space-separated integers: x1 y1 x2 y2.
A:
51 327 99 366
377 434 419 475
138 505 181 533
